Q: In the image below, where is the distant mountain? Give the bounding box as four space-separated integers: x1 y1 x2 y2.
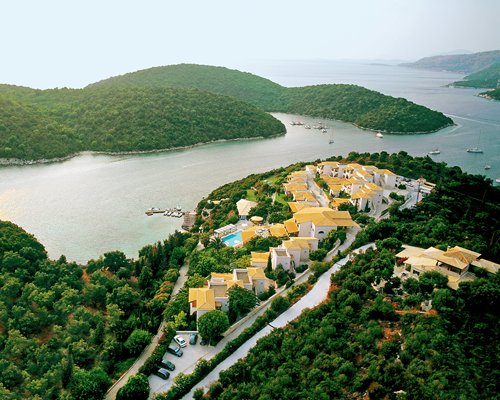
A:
400 50 500 74
453 63 500 89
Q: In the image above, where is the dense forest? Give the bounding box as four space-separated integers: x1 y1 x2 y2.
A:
196 152 500 399
453 62 500 88
282 85 453 133
89 64 453 134
0 220 197 399
0 85 285 161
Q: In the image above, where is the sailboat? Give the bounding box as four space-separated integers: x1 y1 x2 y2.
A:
466 131 484 153
328 128 334 144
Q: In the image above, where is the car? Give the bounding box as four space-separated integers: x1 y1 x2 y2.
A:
159 360 175 371
153 368 170 380
174 335 187 348
200 337 208 346
167 345 183 357
189 332 198 345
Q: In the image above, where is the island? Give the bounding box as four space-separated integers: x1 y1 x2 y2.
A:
480 88 500 100
452 62 500 89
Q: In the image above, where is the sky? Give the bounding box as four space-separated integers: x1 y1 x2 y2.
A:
1 0 499 88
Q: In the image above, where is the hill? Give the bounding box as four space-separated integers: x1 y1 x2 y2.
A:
92 64 453 135
88 64 287 111
0 85 285 161
281 84 453 133
400 50 500 74
453 62 500 88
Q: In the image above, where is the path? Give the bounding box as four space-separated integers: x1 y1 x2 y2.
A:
179 241 375 399
105 263 189 399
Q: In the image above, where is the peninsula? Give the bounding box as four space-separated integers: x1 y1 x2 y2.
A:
0 64 453 162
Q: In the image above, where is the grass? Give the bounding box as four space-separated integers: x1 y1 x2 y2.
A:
275 193 289 206
246 189 257 201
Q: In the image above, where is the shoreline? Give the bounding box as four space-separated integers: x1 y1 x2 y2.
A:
0 134 284 167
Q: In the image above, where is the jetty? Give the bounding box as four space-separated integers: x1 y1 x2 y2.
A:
145 206 184 217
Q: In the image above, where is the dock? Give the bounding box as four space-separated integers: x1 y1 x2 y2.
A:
145 207 185 218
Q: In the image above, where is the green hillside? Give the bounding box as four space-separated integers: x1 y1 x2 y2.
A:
89 64 287 111
453 63 500 88
0 85 286 161
281 84 453 133
92 64 453 135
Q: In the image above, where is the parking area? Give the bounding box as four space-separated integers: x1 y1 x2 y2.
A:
148 333 210 395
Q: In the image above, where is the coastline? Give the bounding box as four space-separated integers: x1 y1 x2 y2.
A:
0 134 284 167
352 121 456 135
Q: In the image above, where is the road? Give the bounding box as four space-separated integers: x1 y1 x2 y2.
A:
179 242 375 399
105 263 189 400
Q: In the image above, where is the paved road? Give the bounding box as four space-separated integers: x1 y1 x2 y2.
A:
105 263 189 399
180 242 375 399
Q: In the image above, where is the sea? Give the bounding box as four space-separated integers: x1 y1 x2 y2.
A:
0 60 498 263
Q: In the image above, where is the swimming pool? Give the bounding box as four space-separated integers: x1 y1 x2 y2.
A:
222 230 243 247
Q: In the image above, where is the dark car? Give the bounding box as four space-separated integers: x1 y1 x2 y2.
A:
200 337 208 346
167 345 183 357
189 332 198 345
160 360 175 371
153 368 170 380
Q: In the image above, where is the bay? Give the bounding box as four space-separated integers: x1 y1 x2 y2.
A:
0 61 499 263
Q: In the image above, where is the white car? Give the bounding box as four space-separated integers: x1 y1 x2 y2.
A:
174 335 187 348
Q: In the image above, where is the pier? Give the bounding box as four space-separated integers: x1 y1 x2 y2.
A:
145 207 185 218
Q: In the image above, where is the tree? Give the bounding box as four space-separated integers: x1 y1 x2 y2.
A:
70 368 111 400
228 286 257 320
103 251 129 273
116 373 150 400
310 248 328 261
198 310 229 344
124 329 152 357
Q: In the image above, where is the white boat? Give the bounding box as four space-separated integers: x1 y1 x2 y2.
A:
304 125 311 129
428 149 441 155
484 165 491 170
466 147 483 153
164 210 172 216
322 129 327 133
376 132 384 138
496 178 500 184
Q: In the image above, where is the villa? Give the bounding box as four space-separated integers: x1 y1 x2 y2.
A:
285 206 358 240
236 198 258 220
189 266 274 319
270 236 319 271
394 245 499 290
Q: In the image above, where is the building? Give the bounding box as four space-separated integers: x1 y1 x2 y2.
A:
270 236 319 271
188 266 274 319
285 206 358 240
236 199 258 220
395 245 499 290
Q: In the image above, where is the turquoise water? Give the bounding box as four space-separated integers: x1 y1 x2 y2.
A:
0 61 498 263
222 231 243 247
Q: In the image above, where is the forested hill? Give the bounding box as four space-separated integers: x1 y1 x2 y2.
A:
282 85 452 133
89 64 287 111
453 62 500 89
400 50 500 74
90 64 453 134
0 85 286 161
481 88 500 100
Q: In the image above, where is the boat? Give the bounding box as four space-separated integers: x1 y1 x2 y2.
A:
322 129 327 133
328 128 334 144
164 210 172 216
304 125 311 129
175 206 182 211
484 165 491 170
496 178 500 184
466 147 483 153
376 132 384 138
428 149 440 155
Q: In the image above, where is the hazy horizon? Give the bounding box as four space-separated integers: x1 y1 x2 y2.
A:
1 0 499 89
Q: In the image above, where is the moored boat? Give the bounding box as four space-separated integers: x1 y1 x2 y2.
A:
376 132 384 138
428 149 440 155
466 147 483 153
